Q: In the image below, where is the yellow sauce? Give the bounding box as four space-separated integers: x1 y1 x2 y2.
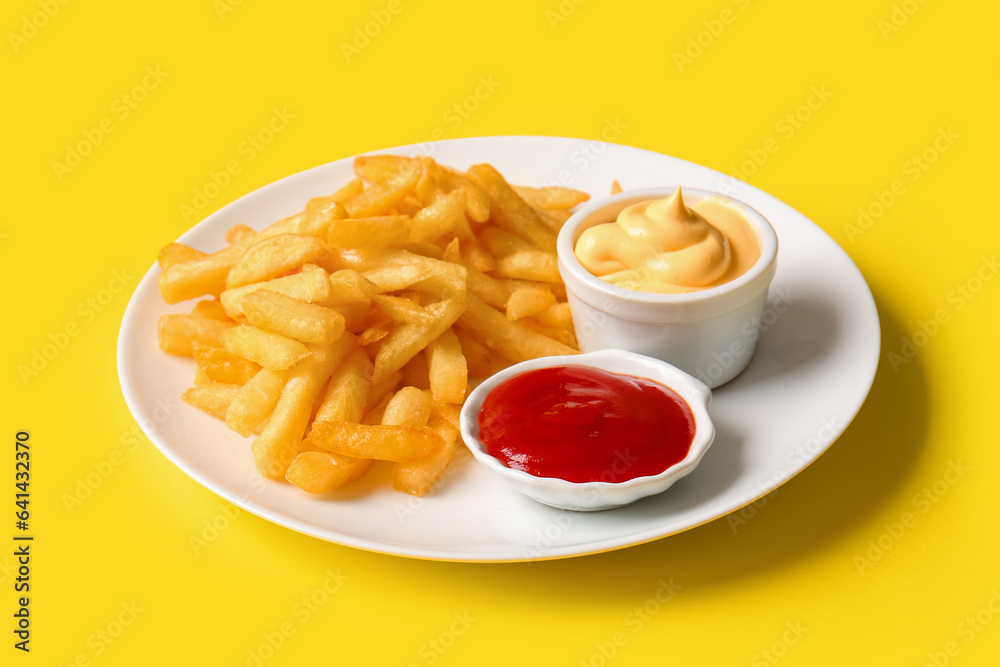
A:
574 187 760 293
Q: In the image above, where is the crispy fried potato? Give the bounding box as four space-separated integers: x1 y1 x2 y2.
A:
158 243 207 270
512 185 590 211
344 159 421 218
496 250 561 283
157 314 231 356
466 164 557 251
222 325 311 370
506 286 557 321
226 234 330 289
456 293 577 362
220 264 332 317
312 345 371 425
328 215 411 249
226 367 290 437
181 383 242 420
372 299 466 383
305 421 442 463
426 329 467 404
191 342 261 385
409 189 468 243
242 290 346 345
392 405 459 496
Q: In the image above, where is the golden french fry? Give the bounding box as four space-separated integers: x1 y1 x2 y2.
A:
181 383 242 421
225 224 258 245
496 250 561 283
611 180 623 195
285 450 371 494
327 215 411 248
226 367 290 437
478 225 534 258
226 234 330 289
442 239 508 309
466 164 558 251
158 243 207 270
519 317 579 349
304 421 443 463
372 299 466 383
251 343 347 479
157 314 231 356
188 299 233 322
409 189 468 243
222 325 311 370
392 406 458 496
512 185 590 210
400 352 430 390
353 154 420 183
456 293 577 362
534 302 574 330
382 386 432 428
440 168 490 222
463 241 497 273
326 269 379 305
505 286 557 321
365 370 403 413
426 329 467 404
307 178 364 210
242 290 346 345
372 294 434 325
220 264 332 317
329 299 371 334
158 243 245 304
191 342 261 384
312 345 372 425
344 158 421 218
454 328 492 378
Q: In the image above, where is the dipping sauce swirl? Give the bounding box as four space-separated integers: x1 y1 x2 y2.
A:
574 187 761 293
477 365 695 483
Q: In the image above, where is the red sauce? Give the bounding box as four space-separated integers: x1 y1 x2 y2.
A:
477 365 695 483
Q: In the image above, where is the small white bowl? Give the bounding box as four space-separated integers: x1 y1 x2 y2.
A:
557 187 778 388
459 349 715 512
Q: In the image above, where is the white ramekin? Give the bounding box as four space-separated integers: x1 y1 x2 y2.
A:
556 187 778 388
459 349 715 512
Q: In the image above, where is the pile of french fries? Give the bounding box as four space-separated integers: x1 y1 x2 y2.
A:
155 155 591 497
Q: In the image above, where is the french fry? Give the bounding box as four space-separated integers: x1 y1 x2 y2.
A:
440 167 490 222
372 294 434 325
372 299 465 383
353 154 420 184
519 317 579 349
400 352 430 390
226 367 290 437
225 224 258 245
219 264 331 317
466 163 558 251
409 189 468 243
182 383 242 421
242 290 346 345
326 269 379 304
344 159 421 218
312 345 371 425
365 370 403 413
496 250 561 283
392 405 459 496
327 215 411 248
512 185 590 211
251 343 347 479
454 328 492 378
306 178 364 208
478 225 534 259
611 180 623 195
426 329 467 404
189 298 233 322
382 386 432 428
158 243 246 304
534 302 574 330
304 421 443 463
456 293 577 362
191 342 261 385
505 286 557 321
222 325 311 370
226 234 330 289
157 314 231 356
262 203 344 239
158 243 207 270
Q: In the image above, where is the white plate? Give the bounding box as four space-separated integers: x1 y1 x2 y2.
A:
117 136 880 562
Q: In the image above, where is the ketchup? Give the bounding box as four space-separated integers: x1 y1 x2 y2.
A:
477 365 695 483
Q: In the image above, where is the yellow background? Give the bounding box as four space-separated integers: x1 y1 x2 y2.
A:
3 0 999 665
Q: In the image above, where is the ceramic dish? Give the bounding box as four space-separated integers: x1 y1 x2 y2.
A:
117 136 880 562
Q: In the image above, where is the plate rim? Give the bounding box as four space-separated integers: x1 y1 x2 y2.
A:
117 135 881 562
